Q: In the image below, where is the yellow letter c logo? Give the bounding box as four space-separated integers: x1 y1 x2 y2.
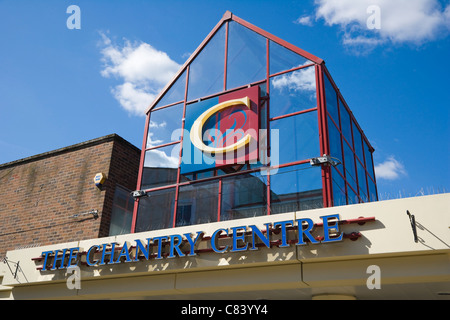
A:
190 97 252 154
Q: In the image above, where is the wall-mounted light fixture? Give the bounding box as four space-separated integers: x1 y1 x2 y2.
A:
69 210 99 219
131 190 147 200
310 154 341 167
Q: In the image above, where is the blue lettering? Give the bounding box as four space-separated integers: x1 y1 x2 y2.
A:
115 242 132 263
40 250 54 271
296 218 319 245
273 220 293 247
99 243 117 266
230 226 248 252
51 249 68 270
153 236 168 259
67 247 80 268
211 228 228 253
249 223 271 250
134 238 152 261
169 234 185 258
87 245 100 266
183 231 203 256
321 214 343 243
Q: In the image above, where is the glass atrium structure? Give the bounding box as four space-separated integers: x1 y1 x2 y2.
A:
130 12 377 233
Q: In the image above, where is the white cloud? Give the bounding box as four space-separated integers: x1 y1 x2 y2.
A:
110 82 156 116
144 146 179 168
99 32 181 116
294 15 314 26
375 156 407 180
312 0 450 49
271 62 316 92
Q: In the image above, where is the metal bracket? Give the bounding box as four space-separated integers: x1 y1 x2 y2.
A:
2 257 28 283
406 210 418 243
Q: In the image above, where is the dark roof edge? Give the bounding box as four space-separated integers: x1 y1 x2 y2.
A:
0 134 140 169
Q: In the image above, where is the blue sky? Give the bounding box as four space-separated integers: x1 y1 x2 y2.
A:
1 0 449 199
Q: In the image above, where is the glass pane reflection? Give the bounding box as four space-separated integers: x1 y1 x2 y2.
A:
270 111 319 166
324 74 339 125
109 186 134 236
176 180 219 226
270 66 317 118
135 188 175 232
147 103 183 147
364 141 375 179
142 144 180 190
269 40 312 75
332 168 347 207
339 100 352 146
270 164 323 214
327 116 344 172
154 69 187 109
188 24 226 101
221 172 267 221
227 21 266 90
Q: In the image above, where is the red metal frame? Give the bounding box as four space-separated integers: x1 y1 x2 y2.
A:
265 38 271 215
224 21 229 91
131 11 378 233
315 64 332 208
269 107 317 122
131 112 150 233
269 63 315 79
231 13 323 65
145 140 180 152
322 64 377 204
172 65 190 228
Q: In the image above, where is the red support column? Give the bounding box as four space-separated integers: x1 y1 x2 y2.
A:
315 63 333 208
131 112 151 233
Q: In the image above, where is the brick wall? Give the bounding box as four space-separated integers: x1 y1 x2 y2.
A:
0 134 140 259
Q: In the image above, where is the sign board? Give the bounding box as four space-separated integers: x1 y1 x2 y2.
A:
37 214 345 271
181 86 260 174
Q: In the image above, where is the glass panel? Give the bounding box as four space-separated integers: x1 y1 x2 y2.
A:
188 24 226 101
339 99 352 146
368 176 377 202
327 116 344 172
270 111 319 166
347 185 359 204
352 121 364 164
343 141 357 192
154 69 187 109
331 167 346 206
227 21 266 90
270 66 317 118
356 158 368 202
109 186 134 236
135 188 175 232
364 140 375 179
269 40 312 75
141 144 180 190
221 172 267 221
270 164 323 214
176 180 219 226
324 74 339 125
147 103 183 147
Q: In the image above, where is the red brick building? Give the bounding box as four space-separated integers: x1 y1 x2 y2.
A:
0 134 140 260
